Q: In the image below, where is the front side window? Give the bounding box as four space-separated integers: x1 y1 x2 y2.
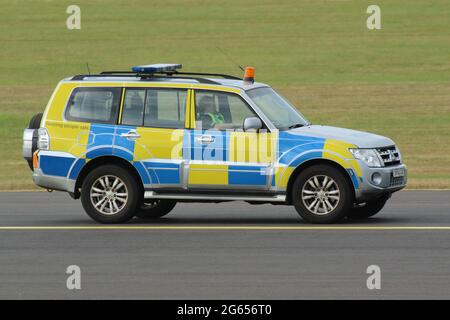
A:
66 87 121 124
195 91 257 130
246 87 310 130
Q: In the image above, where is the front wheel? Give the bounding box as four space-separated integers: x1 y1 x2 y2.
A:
135 200 176 219
80 165 140 224
292 164 353 224
347 194 391 219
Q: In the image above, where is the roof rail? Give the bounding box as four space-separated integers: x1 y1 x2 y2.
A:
70 73 222 85
100 70 241 80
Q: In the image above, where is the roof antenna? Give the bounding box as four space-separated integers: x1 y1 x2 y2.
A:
86 62 91 75
215 46 245 72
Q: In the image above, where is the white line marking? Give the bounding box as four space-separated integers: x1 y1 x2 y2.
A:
0 226 450 231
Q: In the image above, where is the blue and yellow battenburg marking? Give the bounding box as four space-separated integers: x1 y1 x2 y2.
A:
38 82 362 192
273 132 361 189
39 127 362 191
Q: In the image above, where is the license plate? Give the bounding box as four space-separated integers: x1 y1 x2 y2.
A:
392 168 405 178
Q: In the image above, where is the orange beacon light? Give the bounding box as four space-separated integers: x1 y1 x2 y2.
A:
243 67 255 83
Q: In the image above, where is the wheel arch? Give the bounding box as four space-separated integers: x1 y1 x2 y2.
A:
285 158 356 205
72 156 144 199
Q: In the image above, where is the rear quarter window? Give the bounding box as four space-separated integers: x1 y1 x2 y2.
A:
65 87 121 124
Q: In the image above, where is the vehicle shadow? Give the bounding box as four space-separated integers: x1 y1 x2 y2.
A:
127 215 407 225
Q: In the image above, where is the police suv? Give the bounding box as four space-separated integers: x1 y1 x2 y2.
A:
22 64 407 223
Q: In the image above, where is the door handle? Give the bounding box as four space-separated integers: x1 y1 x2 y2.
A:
196 135 215 144
121 130 141 140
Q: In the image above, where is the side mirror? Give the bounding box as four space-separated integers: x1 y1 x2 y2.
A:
243 117 262 132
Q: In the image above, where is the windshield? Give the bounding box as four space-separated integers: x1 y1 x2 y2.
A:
246 87 310 130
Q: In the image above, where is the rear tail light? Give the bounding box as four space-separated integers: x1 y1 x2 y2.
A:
37 128 50 150
32 151 39 169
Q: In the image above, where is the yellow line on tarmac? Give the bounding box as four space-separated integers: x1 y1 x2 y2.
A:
0 226 450 231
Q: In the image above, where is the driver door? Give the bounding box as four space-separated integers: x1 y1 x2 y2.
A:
185 89 275 191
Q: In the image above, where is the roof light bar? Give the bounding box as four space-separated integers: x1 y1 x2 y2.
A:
131 63 182 73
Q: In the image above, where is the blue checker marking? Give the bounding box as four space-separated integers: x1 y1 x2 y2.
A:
152 169 180 184
144 161 180 169
228 165 263 171
288 150 323 167
278 132 325 166
113 126 136 161
133 162 150 185
86 124 116 159
144 161 180 184
347 169 359 188
86 146 114 159
190 130 227 161
68 158 86 180
88 124 115 146
112 147 134 161
40 155 75 177
228 165 267 185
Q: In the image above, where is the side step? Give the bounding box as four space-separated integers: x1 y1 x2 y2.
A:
144 191 286 203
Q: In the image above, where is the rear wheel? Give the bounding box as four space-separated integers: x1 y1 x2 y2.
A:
80 165 140 224
292 164 353 224
347 194 391 219
135 200 176 219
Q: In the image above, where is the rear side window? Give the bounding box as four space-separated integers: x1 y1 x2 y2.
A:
65 87 121 124
144 89 187 128
120 88 187 129
121 89 145 126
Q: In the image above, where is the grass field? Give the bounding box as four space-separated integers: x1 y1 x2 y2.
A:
0 0 449 190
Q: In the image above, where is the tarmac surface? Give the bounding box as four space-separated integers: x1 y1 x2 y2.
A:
0 190 449 299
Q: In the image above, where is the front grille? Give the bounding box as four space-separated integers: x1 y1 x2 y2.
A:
390 176 404 187
376 146 401 167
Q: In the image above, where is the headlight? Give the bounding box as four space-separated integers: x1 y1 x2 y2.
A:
349 148 382 167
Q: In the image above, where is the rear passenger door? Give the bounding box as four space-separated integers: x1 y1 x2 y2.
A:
117 87 187 190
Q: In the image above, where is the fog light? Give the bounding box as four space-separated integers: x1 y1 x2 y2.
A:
372 172 382 185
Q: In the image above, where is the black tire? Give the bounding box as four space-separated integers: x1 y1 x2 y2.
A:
347 194 391 219
80 165 140 224
28 113 43 129
292 164 353 224
26 113 43 170
135 200 176 219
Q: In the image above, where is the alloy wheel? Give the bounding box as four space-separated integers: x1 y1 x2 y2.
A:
301 175 340 215
90 175 128 215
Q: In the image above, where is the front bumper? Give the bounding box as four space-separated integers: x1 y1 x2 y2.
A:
354 161 407 203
